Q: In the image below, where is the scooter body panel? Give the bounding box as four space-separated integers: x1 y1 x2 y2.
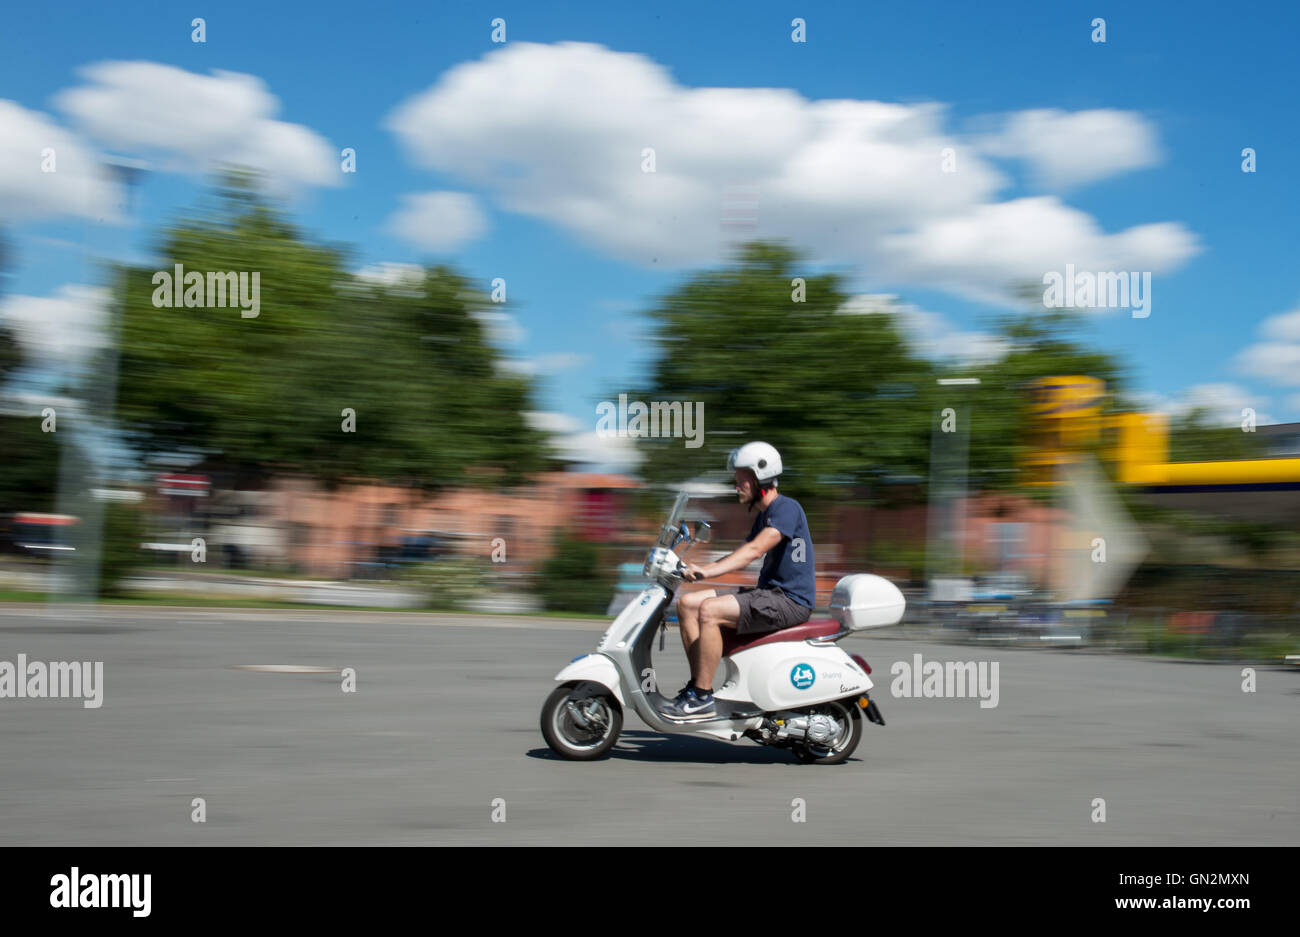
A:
553 654 625 707
596 583 668 654
719 642 873 711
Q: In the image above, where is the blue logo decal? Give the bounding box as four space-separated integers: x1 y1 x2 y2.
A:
790 663 815 690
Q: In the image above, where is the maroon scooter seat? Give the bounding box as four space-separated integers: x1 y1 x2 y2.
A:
722 618 843 657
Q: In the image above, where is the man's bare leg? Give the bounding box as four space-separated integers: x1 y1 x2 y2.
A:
694 594 741 692
676 589 715 688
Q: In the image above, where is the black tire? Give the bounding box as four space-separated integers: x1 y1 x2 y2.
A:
792 700 862 765
540 682 623 761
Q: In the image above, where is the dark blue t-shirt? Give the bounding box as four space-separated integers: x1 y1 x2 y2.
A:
746 494 816 609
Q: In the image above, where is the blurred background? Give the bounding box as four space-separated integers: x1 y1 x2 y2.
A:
1 169 1297 665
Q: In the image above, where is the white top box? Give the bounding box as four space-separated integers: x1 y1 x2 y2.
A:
829 574 906 630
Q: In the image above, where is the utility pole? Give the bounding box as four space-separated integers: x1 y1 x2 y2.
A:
926 377 980 601
50 157 148 605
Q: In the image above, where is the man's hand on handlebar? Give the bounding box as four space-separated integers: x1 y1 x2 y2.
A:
682 563 708 582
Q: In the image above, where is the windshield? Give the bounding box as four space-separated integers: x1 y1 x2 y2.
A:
655 491 692 548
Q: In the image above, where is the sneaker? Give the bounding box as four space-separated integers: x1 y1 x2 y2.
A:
657 683 690 710
660 686 716 720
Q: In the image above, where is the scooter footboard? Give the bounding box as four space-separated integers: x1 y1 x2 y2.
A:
553 654 625 707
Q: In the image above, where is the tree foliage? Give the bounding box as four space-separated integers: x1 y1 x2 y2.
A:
538 532 615 614
630 241 935 505
961 308 1130 489
0 321 72 515
1167 406 1263 463
114 172 545 489
626 244 1135 512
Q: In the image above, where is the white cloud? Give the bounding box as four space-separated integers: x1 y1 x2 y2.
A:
525 410 583 434
555 430 644 471
385 42 1198 306
474 309 525 347
536 352 589 373
1234 306 1300 387
54 62 338 192
1259 306 1300 342
354 262 425 288
495 358 529 376
1236 342 1300 387
386 191 489 252
838 293 1008 364
352 262 427 296
0 390 80 415
494 351 587 376
1135 384 1273 427
976 109 1162 189
880 197 1197 307
525 410 643 470
0 100 121 222
1 284 110 367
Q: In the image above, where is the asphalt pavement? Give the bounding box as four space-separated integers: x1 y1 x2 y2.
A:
0 605 1295 845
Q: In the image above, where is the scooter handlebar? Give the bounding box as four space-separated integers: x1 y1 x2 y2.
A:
677 561 704 582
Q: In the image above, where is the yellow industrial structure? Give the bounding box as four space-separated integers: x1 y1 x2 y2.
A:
1022 376 1300 503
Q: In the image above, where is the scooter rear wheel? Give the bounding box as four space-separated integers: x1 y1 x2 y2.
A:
541 682 623 761
792 700 862 765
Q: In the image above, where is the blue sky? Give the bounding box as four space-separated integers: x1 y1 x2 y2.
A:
3 0 1299 467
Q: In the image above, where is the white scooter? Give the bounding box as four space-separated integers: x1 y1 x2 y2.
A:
540 490 905 764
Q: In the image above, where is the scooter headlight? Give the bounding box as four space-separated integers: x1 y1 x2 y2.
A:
644 547 676 578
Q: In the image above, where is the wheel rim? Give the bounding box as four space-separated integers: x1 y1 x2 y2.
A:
552 693 614 751
801 701 854 758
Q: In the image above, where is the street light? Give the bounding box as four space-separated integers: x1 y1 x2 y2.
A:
51 156 149 605
925 376 980 602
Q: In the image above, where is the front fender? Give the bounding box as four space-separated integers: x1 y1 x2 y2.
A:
554 654 625 708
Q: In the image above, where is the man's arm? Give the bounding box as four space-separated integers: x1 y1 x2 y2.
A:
685 526 783 581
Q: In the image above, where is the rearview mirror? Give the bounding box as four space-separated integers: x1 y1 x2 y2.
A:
695 521 712 544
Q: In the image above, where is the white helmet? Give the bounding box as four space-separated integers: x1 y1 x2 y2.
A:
727 441 783 486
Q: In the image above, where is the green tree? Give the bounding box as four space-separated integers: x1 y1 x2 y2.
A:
538 532 616 614
98 501 145 596
0 323 73 515
0 324 20 386
1167 406 1263 462
113 172 545 489
0 414 71 515
630 240 936 508
961 307 1130 490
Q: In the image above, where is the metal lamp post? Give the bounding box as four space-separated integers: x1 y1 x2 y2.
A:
51 157 148 605
925 377 980 603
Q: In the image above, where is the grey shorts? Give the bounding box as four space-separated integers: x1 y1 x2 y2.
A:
734 586 812 635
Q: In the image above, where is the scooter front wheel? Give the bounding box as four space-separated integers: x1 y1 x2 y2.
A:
540 682 623 761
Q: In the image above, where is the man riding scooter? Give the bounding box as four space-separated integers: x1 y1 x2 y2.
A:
660 441 816 719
